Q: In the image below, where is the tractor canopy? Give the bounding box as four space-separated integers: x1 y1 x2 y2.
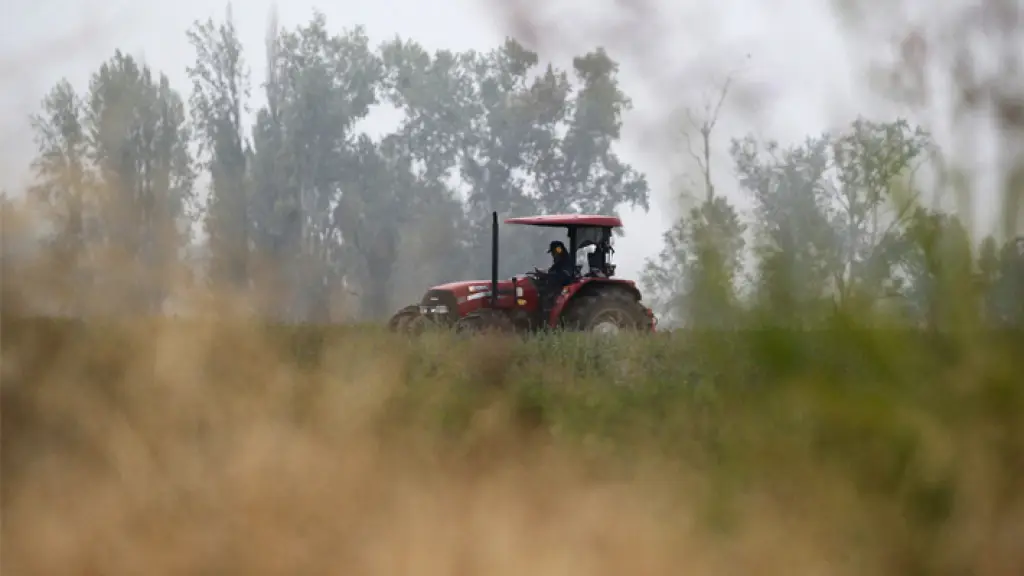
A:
505 213 622 279
504 214 623 228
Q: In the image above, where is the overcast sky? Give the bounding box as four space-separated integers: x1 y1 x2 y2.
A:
3 0 995 279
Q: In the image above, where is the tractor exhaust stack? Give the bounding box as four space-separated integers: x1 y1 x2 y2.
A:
490 211 498 308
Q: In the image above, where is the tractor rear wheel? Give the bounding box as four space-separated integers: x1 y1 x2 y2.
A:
562 290 650 334
387 305 420 333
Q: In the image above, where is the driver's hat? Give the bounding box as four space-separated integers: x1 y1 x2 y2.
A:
547 240 566 255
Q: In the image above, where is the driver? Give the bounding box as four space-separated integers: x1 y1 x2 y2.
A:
546 240 574 283
539 240 575 312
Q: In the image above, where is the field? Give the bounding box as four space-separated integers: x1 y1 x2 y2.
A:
2 308 1022 576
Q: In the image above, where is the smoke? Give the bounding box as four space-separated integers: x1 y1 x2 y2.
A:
0 1 139 194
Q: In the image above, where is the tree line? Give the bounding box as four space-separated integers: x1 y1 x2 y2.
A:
10 5 1024 326
17 7 649 321
642 109 1024 329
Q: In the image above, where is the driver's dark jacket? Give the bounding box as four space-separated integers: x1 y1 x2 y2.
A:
546 255 575 289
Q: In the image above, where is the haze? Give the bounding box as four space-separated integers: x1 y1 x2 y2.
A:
3 0 909 280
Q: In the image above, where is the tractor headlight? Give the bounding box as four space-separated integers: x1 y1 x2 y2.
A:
434 305 448 314
515 286 523 297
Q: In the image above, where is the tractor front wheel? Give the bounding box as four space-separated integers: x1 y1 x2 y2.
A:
387 305 420 333
562 291 650 334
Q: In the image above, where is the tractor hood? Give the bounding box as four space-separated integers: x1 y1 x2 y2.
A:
430 280 492 292
419 278 520 319
428 279 515 298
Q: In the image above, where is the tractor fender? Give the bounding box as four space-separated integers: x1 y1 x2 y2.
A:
547 278 643 327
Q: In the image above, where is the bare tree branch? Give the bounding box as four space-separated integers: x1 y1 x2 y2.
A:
677 59 748 203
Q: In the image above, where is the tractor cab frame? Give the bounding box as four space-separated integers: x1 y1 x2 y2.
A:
503 214 620 280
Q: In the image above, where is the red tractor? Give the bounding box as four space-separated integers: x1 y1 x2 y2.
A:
387 211 657 335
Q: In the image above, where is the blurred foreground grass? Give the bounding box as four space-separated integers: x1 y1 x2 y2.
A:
2 312 1021 576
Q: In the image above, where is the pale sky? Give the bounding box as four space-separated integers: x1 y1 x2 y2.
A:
2 0 996 279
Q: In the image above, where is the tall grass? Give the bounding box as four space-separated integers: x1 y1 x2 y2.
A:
3 286 1022 576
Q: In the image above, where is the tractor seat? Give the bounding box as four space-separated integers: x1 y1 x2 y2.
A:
586 250 604 276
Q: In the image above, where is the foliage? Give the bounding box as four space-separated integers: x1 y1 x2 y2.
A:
643 196 745 327
27 53 196 314
26 79 94 314
639 113 1011 330
187 5 251 289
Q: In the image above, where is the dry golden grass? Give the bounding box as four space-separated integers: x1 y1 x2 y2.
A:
2 306 1021 576
0 310 861 576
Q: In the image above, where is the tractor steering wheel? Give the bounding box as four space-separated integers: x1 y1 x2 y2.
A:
525 267 547 283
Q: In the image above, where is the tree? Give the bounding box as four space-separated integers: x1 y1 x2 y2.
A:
540 49 649 216
331 134 406 319
685 197 746 329
729 117 930 326
376 39 474 309
732 134 836 326
251 13 383 321
459 39 650 278
641 220 690 327
985 236 1024 327
25 79 94 313
248 6 296 317
641 76 744 328
1 193 38 316
85 51 196 313
976 235 1002 323
187 4 250 291
457 39 552 277
379 39 475 188
826 117 930 306
678 70 742 204
888 206 974 328
643 196 745 328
